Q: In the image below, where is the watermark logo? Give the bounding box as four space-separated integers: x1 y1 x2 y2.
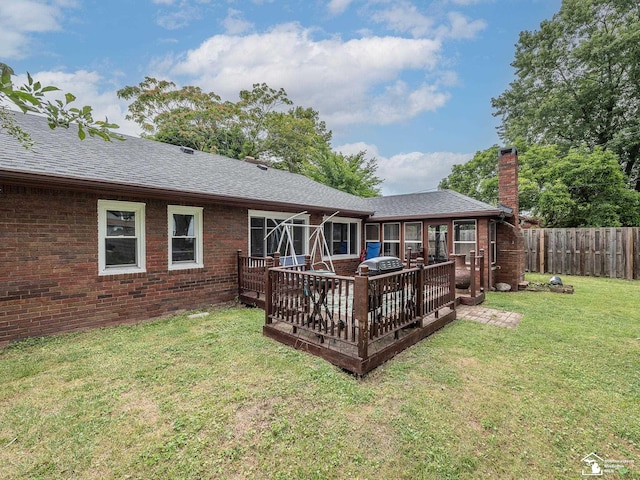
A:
582 453 604 476
581 452 635 477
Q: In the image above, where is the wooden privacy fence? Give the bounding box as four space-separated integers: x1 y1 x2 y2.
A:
523 228 640 280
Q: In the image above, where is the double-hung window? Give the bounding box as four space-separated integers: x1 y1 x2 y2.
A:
404 222 423 259
382 223 400 257
98 200 146 275
168 206 203 270
453 219 477 263
323 217 360 256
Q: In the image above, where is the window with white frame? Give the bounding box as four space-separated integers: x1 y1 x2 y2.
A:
98 200 146 275
404 222 423 259
453 219 477 263
490 221 497 264
382 223 400 257
365 224 379 243
323 217 360 256
249 211 308 257
427 224 448 264
168 206 203 270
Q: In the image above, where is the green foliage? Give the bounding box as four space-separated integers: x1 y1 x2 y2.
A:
118 79 335 175
439 145 501 204
1 63 122 148
538 147 640 226
439 144 640 227
305 147 382 197
119 78 383 191
492 0 640 190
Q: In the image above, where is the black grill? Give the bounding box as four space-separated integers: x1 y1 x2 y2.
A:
357 256 404 276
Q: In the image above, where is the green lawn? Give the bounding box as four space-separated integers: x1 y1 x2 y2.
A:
1 273 638 479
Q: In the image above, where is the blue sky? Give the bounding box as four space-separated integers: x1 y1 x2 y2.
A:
2 0 561 195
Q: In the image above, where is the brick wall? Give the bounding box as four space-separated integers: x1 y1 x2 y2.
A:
495 147 525 289
0 184 247 344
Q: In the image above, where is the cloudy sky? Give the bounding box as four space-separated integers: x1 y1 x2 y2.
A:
2 0 560 195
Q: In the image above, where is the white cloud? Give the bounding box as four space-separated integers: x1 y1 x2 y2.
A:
369 1 486 41
11 70 141 137
327 0 353 16
0 0 73 59
155 3 201 30
166 24 446 128
370 1 434 38
222 8 253 35
439 12 486 40
336 142 472 195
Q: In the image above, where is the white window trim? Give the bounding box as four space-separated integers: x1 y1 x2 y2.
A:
168 205 204 270
323 216 361 259
364 224 380 242
248 210 310 257
453 219 477 264
98 200 146 276
383 222 401 256
403 222 423 257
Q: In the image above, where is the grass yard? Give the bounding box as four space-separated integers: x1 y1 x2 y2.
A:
1 273 639 479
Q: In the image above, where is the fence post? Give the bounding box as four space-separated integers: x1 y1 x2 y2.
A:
355 267 370 360
626 228 634 280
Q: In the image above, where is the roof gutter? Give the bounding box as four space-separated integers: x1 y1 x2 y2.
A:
0 169 374 218
368 210 507 222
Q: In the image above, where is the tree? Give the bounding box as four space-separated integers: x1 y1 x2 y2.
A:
305 147 382 197
118 79 333 173
439 143 640 227
491 0 640 190
537 147 640 227
1 63 121 148
117 77 239 156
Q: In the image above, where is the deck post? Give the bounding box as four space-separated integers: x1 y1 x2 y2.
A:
479 249 485 292
469 250 476 298
355 267 370 360
305 254 311 271
264 256 275 324
273 252 281 267
416 257 425 327
449 260 456 308
237 249 243 298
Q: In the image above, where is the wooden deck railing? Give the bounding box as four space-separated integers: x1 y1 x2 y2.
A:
262 259 457 374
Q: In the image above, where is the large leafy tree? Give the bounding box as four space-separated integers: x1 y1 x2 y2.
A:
439 144 640 227
305 147 382 197
117 77 239 156
118 79 333 173
491 0 640 190
1 63 121 148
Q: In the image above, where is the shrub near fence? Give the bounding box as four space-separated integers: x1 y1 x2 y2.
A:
523 227 640 280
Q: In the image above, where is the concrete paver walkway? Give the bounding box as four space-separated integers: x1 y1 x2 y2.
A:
456 304 522 328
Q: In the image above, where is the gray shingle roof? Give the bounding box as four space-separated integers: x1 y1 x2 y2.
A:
366 190 501 220
0 113 372 215
0 113 503 220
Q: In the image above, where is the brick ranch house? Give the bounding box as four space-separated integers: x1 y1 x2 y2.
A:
0 113 524 344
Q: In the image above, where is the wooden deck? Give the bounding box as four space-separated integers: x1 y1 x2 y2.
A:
237 251 485 375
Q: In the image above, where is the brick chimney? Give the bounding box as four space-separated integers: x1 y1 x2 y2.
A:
498 146 519 224
494 146 525 291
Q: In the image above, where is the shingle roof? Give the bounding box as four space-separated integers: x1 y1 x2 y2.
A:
366 189 501 220
0 113 372 216
0 113 503 220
